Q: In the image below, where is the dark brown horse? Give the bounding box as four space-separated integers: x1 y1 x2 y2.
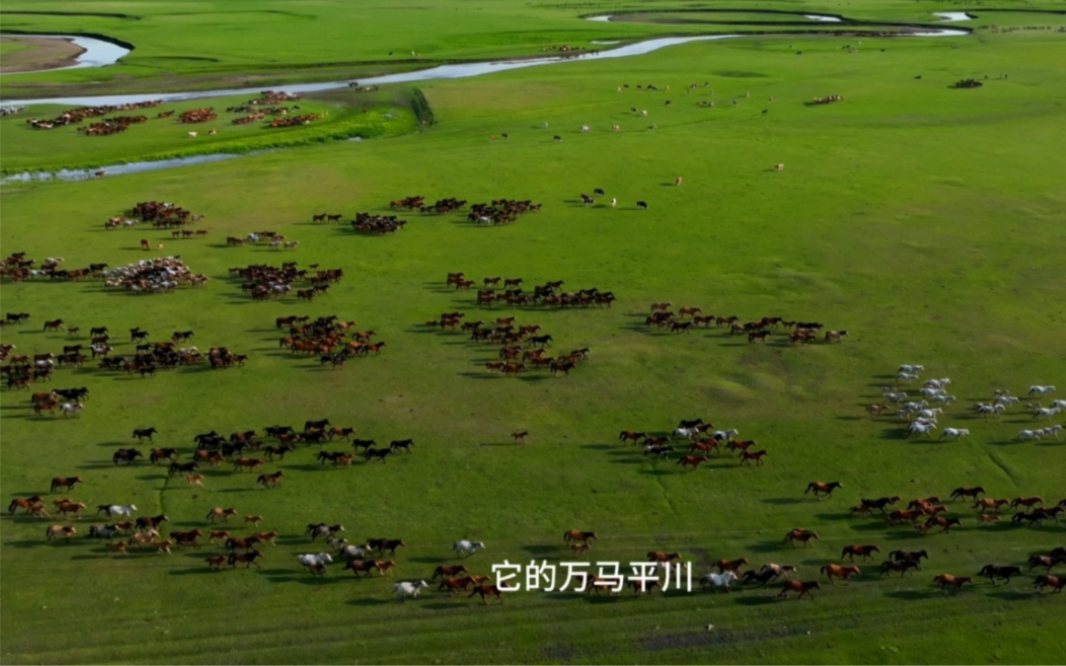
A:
778 580 820 599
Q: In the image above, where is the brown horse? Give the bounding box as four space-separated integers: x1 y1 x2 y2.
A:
805 481 843 498
880 560 921 577
933 574 973 591
715 558 749 573
739 450 768 466
973 498 1009 512
50 476 83 493
821 564 861 583
8 496 44 514
841 544 881 561
647 551 681 563
618 430 647 444
257 471 284 487
432 565 469 580
677 455 710 470
784 529 819 546
1010 496 1044 509
468 583 504 604
563 530 597 545
439 577 473 595
228 550 264 568
1034 575 1066 593
778 580 820 599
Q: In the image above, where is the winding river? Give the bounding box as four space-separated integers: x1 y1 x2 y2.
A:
0 34 131 75
1 16 969 183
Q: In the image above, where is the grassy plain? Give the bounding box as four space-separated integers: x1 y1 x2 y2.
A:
2 2 1066 665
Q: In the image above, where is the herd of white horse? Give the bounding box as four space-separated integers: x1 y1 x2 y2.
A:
886 365 1060 442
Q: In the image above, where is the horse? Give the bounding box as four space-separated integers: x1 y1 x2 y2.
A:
438 578 473 595
468 583 504 604
453 540 485 557
699 571 737 592
297 553 333 567
206 507 238 523
715 558 749 573
50 477 83 493
46 525 77 540
228 550 264 568
8 496 44 514
171 529 203 549
432 565 470 580
950 486 985 501
364 448 392 463
933 574 973 592
841 544 881 561
805 481 843 499
563 530 597 545
395 580 429 600
978 564 1023 585
888 549 928 563
821 564 861 583
739 450 768 466
647 551 681 563
784 529 819 546
677 455 710 470
1034 575 1066 593
98 504 137 518
778 580 820 599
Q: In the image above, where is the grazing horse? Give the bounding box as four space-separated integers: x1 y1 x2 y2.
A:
804 481 843 499
778 580 820 599
933 574 973 592
784 529 819 546
821 564 861 583
841 544 881 561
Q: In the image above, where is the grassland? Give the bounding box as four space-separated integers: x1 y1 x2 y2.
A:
2 2 1066 664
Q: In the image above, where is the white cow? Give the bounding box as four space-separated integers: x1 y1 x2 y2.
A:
453 540 485 557
939 428 969 440
394 580 429 600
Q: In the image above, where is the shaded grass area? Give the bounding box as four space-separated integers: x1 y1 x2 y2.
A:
2 12 1066 666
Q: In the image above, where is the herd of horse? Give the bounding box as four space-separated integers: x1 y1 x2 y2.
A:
273 314 384 368
642 303 844 343
229 261 343 301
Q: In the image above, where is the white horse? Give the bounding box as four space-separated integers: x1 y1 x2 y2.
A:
61 402 84 417
896 372 919 384
1028 385 1057 397
105 504 137 517
907 422 937 438
453 540 485 557
699 570 737 592
1032 407 1061 421
1016 429 1041 441
1039 425 1063 439
247 232 260 244
711 429 739 441
939 428 969 440
931 394 956 404
297 553 333 567
1049 400 1066 409
672 427 700 440
898 364 924 373
923 378 950 389
919 387 946 398
340 544 372 559
394 580 429 600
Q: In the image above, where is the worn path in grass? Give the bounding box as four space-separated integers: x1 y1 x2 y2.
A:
2 8 1066 666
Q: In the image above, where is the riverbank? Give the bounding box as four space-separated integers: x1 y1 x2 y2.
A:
0 35 85 73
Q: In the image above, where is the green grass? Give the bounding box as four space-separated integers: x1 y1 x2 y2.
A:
0 37 33 56
2 4 1066 665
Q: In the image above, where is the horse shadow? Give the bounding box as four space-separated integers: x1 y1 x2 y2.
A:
812 513 855 522
986 589 1036 600
883 589 934 600
580 444 614 451
2 539 43 549
215 488 254 493
761 498 804 506
346 598 392 607
418 601 468 610
637 469 675 476
521 544 558 556
748 541 788 553
732 595 777 605
407 556 449 564
170 568 225 576
478 442 522 448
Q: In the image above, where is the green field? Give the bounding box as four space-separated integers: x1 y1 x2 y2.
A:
2 1 1066 664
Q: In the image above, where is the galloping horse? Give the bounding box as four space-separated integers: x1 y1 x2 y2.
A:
805 481 843 499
